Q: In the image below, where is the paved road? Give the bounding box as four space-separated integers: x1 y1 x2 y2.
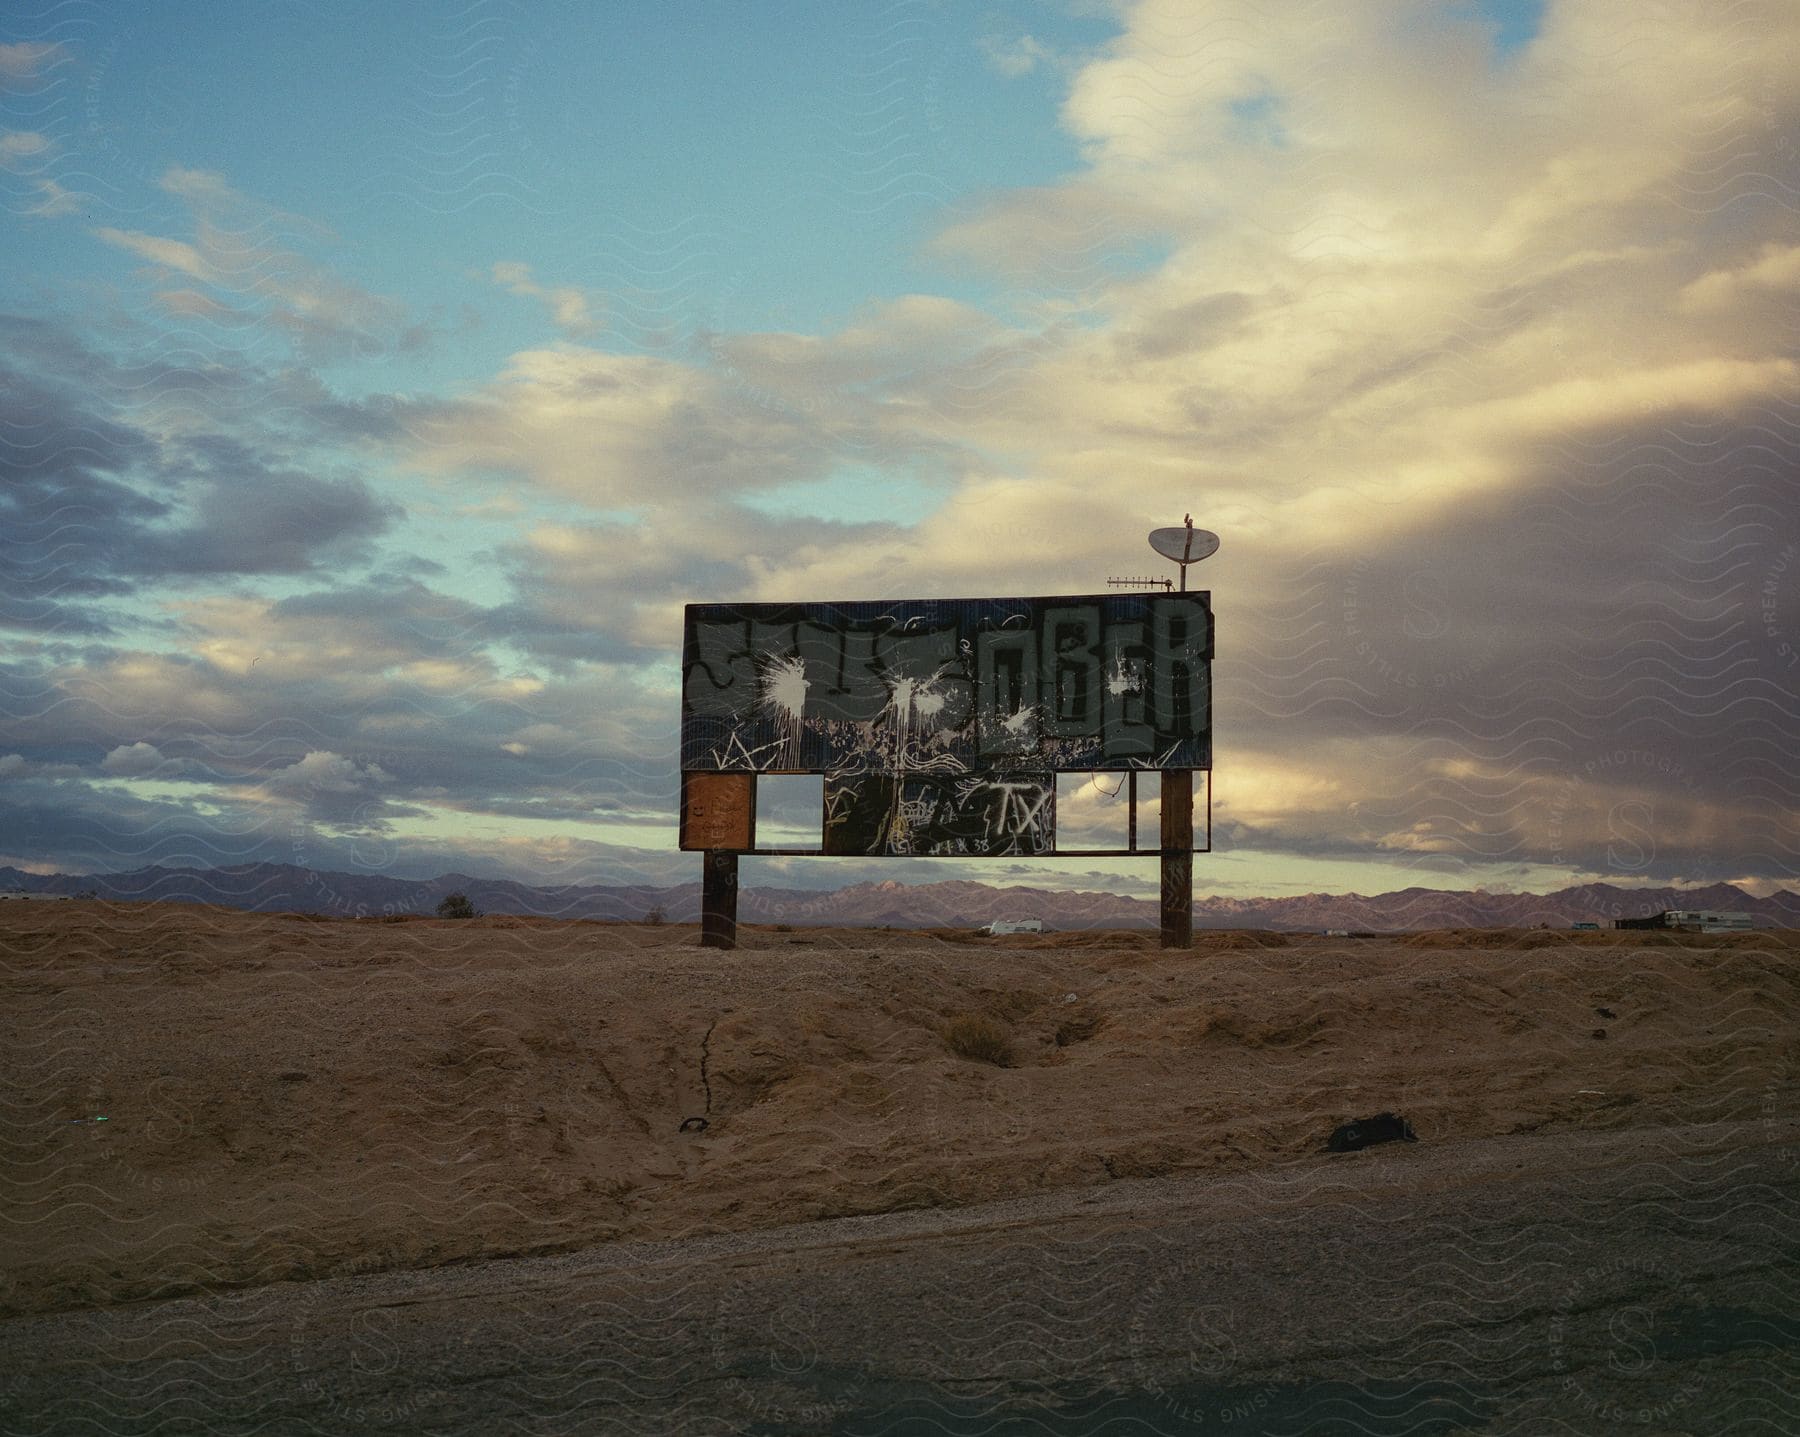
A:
6 1120 1799 1434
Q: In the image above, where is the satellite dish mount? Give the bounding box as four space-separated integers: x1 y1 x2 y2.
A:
1148 514 1221 591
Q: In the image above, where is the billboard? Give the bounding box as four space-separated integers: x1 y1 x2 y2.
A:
679 592 1212 856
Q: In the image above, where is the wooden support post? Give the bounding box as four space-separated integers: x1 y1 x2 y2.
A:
1160 769 1193 949
700 849 738 949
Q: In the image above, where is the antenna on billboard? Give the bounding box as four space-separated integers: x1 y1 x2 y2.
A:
1148 514 1219 592
1107 575 1173 590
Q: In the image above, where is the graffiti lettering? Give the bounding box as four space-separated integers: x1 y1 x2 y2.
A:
823 773 1056 857
682 593 1211 777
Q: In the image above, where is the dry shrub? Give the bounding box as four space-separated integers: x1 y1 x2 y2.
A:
435 892 480 920
984 988 1048 1022
1009 929 1148 949
1093 949 1164 971
942 1013 1013 1066
1400 929 1560 949
1400 930 1490 948
1193 930 1291 950
1397 927 1682 950
1715 931 1793 949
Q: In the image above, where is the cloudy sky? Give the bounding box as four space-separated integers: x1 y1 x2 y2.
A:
2 0 1795 900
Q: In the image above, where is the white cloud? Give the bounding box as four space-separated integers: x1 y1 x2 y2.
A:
92 168 413 361
159 167 238 205
980 34 1059 78
1679 243 1800 313
490 261 603 338
0 42 63 83
93 227 217 283
0 130 50 166
102 742 166 777
25 178 82 218
408 344 841 505
267 751 390 796
904 0 1800 557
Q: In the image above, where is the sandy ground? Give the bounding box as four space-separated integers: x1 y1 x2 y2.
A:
3 901 1797 1319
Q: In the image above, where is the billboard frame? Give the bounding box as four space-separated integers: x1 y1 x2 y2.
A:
678 590 1213 949
728 768 1212 858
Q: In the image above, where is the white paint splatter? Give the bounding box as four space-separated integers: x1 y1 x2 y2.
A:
1106 656 1141 696
881 673 955 779
761 655 809 719
760 655 809 765
886 676 946 720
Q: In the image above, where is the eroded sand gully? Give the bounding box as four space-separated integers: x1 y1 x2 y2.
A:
3 901 1796 1316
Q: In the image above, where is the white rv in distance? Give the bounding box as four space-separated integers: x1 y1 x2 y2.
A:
982 919 1043 936
1616 909 1754 933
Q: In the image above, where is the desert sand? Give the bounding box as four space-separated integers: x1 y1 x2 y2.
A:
3 901 1796 1318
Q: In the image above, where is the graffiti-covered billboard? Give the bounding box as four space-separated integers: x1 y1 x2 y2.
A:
682 589 1210 772
679 593 1210 856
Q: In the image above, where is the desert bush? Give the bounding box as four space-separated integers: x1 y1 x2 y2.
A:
436 892 480 920
1054 1012 1102 1046
942 1013 1013 1067
643 906 667 926
987 988 1048 1022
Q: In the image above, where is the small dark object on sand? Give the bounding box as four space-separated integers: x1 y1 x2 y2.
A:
1326 1112 1417 1152
679 1116 709 1133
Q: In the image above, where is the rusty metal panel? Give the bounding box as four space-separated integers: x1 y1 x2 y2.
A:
679 772 754 852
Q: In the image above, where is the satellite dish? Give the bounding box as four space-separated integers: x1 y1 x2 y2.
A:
1149 526 1220 564
1147 515 1219 590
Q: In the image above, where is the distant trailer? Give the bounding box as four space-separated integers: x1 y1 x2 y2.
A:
1615 910 1753 933
1673 910 1753 933
0 891 71 901
1571 922 1600 930
983 919 1043 936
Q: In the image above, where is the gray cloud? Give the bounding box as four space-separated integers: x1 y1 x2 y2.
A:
0 563 684 877
1200 396 1800 884
0 319 402 635
0 766 686 889
142 469 397 576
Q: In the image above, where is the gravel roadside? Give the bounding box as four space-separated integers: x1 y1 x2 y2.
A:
6 1119 1798 1435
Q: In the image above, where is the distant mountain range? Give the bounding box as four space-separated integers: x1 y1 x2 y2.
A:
3 861 1795 931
